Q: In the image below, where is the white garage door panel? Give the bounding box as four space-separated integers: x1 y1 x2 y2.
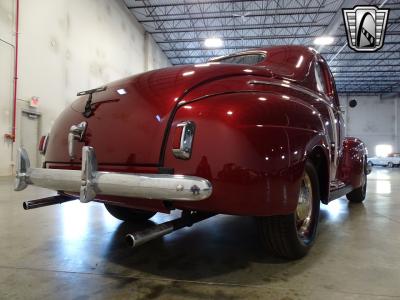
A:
343 95 398 155
347 98 395 135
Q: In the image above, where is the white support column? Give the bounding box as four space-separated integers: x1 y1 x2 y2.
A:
396 95 400 152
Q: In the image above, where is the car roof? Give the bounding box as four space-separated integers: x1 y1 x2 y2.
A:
210 45 318 82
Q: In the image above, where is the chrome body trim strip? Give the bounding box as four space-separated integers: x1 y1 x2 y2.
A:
248 80 334 109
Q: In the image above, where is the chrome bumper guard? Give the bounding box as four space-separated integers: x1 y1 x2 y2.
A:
14 146 212 203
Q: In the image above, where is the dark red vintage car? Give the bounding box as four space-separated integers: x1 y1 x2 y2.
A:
15 45 368 259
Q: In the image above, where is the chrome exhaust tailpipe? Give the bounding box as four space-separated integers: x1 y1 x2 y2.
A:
126 223 173 248
23 193 78 210
125 212 214 248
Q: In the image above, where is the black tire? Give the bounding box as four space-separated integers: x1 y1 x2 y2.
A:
387 162 394 168
367 161 373 167
104 204 156 222
257 161 320 259
346 163 367 203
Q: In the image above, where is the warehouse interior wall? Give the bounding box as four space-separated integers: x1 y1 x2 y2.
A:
0 0 15 176
0 0 170 176
340 94 400 156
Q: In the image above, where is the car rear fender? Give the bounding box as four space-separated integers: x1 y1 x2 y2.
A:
337 137 367 189
162 92 329 216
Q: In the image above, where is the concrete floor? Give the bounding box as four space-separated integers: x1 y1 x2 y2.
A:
0 168 400 299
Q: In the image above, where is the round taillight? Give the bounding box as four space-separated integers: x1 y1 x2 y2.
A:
38 134 49 155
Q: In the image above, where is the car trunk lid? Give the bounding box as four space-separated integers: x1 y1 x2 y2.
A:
45 64 272 165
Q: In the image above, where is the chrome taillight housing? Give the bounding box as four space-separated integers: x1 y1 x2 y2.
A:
38 134 49 155
172 121 195 160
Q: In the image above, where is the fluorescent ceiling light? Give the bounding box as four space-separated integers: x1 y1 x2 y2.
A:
314 36 334 45
204 37 223 48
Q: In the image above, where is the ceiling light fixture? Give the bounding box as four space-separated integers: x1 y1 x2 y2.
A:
204 37 223 48
314 36 334 45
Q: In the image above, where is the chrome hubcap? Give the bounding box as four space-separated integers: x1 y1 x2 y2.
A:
296 173 313 240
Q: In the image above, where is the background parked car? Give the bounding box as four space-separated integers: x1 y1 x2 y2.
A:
368 153 400 168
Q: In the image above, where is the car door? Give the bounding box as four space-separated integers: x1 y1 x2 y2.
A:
315 58 343 180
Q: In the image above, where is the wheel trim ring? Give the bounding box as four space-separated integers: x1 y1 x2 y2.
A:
296 172 314 242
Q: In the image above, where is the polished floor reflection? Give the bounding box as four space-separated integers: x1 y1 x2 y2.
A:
1 167 400 299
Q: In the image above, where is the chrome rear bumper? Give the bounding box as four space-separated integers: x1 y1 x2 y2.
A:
15 146 212 203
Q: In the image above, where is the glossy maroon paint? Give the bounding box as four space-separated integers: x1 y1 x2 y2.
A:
44 45 367 216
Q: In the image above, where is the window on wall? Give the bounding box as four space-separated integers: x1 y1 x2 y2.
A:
315 62 327 95
375 144 393 157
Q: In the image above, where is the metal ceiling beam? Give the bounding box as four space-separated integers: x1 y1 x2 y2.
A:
134 6 327 19
338 93 386 95
145 19 398 32
155 31 400 43
381 79 400 93
334 75 400 78
331 63 400 67
168 54 400 63
147 23 325 34
128 0 303 9
161 42 400 52
136 8 399 23
331 70 400 73
136 10 337 23
336 81 399 83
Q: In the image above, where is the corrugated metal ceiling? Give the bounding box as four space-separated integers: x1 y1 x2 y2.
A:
125 0 400 94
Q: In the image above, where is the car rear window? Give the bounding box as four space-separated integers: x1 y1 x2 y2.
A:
214 54 265 65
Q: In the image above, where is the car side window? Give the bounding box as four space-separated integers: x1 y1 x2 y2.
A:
315 62 328 95
216 54 265 65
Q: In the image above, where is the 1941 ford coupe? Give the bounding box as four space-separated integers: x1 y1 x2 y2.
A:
15 45 368 259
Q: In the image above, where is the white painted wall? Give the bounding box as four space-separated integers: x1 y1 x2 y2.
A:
0 0 15 176
340 95 400 156
0 0 170 176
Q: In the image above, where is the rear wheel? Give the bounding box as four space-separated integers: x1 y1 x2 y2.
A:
367 161 373 167
346 163 367 203
387 162 394 168
257 161 320 259
104 204 156 222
